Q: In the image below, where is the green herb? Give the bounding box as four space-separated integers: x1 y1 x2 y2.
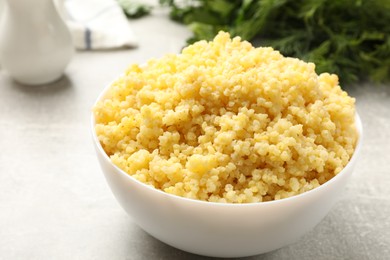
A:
118 0 152 19
160 0 390 84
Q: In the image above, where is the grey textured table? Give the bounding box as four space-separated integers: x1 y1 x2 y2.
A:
0 6 389 260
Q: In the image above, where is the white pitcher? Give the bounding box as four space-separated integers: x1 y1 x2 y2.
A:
0 0 73 85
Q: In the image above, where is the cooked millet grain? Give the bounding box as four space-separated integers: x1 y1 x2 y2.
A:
94 31 358 203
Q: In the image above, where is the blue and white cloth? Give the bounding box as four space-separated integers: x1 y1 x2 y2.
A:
58 0 138 50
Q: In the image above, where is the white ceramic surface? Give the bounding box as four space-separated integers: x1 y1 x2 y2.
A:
0 0 73 85
91 85 363 258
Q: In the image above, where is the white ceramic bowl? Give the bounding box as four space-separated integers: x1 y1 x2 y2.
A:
91 86 363 258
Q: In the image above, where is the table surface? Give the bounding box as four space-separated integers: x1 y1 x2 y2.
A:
1 5 389 260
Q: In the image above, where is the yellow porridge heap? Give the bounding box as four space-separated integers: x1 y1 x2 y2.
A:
94 31 358 203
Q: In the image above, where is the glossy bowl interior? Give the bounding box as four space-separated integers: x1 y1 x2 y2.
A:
91 84 363 258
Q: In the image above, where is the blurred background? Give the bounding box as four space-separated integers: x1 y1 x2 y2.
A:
0 0 389 259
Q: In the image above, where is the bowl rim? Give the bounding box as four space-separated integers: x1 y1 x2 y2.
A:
91 81 363 208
